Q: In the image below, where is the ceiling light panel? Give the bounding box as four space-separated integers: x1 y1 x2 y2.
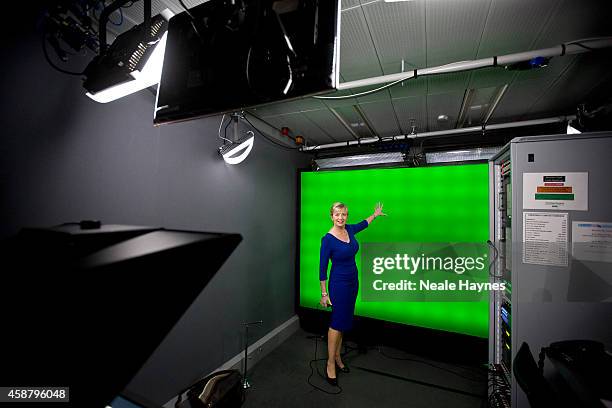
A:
316 152 405 169
426 147 502 164
457 86 500 127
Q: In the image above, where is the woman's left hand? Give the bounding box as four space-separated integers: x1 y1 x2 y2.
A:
374 202 386 217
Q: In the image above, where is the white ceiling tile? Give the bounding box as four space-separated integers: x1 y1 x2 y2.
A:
469 67 516 89
333 106 376 138
425 0 492 67
358 100 401 137
488 79 551 123
533 0 612 49
389 76 428 98
339 8 383 81
427 92 464 131
476 0 560 58
361 0 426 69
392 96 428 135
427 72 471 95
301 109 356 141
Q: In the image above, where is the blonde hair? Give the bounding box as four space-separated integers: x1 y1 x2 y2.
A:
330 202 348 216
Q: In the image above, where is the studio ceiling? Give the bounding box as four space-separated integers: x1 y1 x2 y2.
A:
115 0 612 148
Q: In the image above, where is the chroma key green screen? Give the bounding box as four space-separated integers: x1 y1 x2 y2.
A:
299 163 490 338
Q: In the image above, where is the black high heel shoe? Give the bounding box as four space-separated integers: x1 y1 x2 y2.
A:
336 362 350 373
325 366 338 386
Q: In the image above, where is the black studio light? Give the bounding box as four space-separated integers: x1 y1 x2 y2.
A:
83 0 173 103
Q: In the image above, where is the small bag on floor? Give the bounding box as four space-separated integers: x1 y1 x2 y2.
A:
174 369 244 408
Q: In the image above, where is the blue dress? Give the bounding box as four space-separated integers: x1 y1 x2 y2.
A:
319 220 369 331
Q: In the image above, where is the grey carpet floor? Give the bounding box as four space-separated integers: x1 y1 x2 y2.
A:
242 328 487 408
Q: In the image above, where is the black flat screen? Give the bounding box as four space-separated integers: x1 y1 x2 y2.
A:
154 0 340 125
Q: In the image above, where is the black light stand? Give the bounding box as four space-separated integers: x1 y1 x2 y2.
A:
242 320 263 389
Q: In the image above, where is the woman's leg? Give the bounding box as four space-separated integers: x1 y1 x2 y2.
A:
335 332 344 367
327 327 340 378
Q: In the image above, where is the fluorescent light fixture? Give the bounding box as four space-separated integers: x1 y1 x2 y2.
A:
220 135 255 165
426 146 501 164
566 123 581 134
86 32 168 103
315 152 405 169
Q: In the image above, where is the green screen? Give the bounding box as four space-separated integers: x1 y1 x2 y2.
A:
299 164 490 338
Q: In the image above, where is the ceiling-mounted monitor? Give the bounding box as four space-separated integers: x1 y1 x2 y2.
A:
153 0 341 125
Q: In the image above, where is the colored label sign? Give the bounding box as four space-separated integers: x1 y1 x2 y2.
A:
535 193 574 200
543 176 566 182
523 172 588 210
536 186 573 193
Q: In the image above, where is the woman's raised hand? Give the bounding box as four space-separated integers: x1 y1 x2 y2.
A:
374 202 387 217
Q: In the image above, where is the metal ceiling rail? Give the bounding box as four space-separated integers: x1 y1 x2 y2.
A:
300 115 576 152
334 38 612 91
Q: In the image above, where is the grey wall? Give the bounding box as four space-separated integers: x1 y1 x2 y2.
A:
1 18 309 406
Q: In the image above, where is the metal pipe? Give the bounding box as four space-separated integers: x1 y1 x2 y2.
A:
300 115 576 152
334 38 612 91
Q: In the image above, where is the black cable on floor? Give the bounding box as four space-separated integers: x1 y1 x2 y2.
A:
306 334 342 394
377 346 488 382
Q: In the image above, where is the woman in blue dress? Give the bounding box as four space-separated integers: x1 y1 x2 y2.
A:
319 201 385 386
